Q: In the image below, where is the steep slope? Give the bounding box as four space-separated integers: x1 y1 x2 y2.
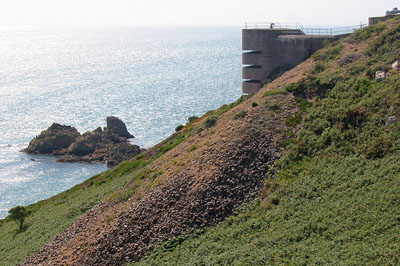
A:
3 17 399 266
131 18 400 265
21 65 303 264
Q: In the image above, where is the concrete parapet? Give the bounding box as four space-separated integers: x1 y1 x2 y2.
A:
242 29 304 51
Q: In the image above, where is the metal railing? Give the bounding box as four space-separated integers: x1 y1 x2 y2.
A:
244 22 367 36
245 22 304 30
302 25 367 35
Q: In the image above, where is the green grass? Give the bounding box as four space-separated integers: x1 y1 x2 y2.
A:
312 41 343 62
263 89 287 97
133 19 400 265
134 155 400 266
0 111 206 265
3 18 400 266
350 23 387 42
188 145 197 152
0 163 139 265
0 92 255 266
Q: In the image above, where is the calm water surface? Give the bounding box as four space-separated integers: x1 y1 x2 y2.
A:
0 26 242 218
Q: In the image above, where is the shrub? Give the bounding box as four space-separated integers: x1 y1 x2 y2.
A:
312 42 343 61
350 23 387 42
365 139 392 159
295 97 312 111
175 124 184 132
285 114 302 127
8 206 30 231
188 145 197 152
311 62 326 74
205 117 217 128
234 110 248 119
282 137 295 147
366 23 400 57
267 102 280 112
252 102 259 108
284 83 304 95
188 116 199 123
286 78 336 98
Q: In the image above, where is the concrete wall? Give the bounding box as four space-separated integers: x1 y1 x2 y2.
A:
242 29 344 94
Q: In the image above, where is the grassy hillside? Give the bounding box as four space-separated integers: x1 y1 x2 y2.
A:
2 17 400 266
133 18 400 265
0 94 248 265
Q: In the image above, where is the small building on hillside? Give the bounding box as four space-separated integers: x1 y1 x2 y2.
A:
386 7 400 16
369 7 400 25
241 23 356 94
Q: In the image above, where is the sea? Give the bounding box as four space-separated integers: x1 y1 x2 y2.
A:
0 26 242 219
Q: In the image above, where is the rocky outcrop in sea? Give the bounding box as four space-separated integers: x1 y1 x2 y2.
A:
24 116 141 167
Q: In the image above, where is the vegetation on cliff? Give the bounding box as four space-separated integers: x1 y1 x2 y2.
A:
1 17 399 266
132 18 400 265
0 95 252 266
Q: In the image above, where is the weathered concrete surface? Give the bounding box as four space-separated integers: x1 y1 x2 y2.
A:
242 28 345 94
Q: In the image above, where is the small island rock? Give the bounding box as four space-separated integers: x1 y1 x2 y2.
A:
24 117 141 167
105 116 134 139
24 123 80 155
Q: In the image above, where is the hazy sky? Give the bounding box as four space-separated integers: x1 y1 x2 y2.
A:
0 0 399 28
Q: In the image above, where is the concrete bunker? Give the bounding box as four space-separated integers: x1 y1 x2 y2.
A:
241 23 363 94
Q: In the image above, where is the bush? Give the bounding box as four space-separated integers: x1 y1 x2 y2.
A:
311 62 326 74
234 110 248 119
205 117 217 128
295 97 312 111
285 78 336 98
252 102 259 108
350 23 387 42
188 116 199 123
285 114 302 127
267 102 280 112
284 83 304 94
175 125 184 132
365 138 392 159
188 145 197 152
312 42 343 61
8 206 30 231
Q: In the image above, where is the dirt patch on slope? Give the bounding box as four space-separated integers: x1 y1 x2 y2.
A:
22 58 316 266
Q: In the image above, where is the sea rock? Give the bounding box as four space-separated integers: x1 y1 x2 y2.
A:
105 143 141 168
24 123 80 155
105 116 134 139
67 132 101 156
24 117 141 167
94 127 103 133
